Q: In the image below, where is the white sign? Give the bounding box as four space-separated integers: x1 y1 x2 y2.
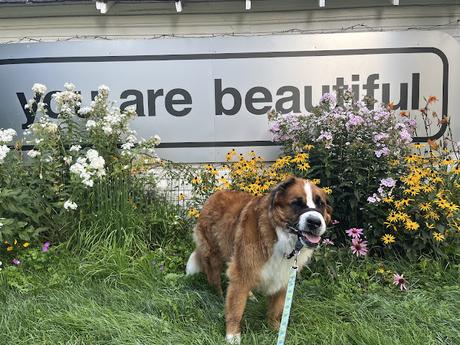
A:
0 31 459 162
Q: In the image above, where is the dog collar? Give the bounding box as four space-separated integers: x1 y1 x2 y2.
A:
286 237 305 259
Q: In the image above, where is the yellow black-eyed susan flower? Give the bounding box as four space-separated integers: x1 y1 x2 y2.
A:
381 234 396 245
433 232 445 241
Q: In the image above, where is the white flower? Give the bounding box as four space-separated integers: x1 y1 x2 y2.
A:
79 107 92 116
69 162 85 175
63 200 78 211
52 90 80 106
153 134 161 145
126 134 137 143
98 84 110 97
64 82 76 91
82 178 94 187
86 149 99 161
60 104 72 114
63 156 72 165
32 83 47 95
89 156 105 171
95 169 106 178
0 128 17 143
102 124 112 135
80 170 91 182
46 123 58 133
70 151 105 188
86 120 96 129
124 105 137 117
27 150 41 158
367 195 379 204
0 145 10 163
98 84 110 92
0 223 3 228
121 142 134 150
69 145 81 152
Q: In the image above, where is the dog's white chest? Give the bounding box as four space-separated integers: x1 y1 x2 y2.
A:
258 228 314 295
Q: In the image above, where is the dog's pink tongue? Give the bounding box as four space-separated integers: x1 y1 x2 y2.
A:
305 233 321 244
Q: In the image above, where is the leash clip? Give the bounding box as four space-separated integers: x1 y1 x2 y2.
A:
293 255 298 270
286 237 304 265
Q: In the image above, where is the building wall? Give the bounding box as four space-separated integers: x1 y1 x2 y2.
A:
1 1 459 165
0 1 459 44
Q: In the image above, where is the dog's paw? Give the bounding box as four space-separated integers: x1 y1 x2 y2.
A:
268 318 281 330
225 333 241 344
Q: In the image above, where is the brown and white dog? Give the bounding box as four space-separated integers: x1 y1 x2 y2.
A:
186 176 332 344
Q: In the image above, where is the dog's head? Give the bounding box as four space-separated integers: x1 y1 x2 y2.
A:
270 176 332 248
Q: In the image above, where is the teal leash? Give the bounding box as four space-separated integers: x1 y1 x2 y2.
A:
276 257 298 345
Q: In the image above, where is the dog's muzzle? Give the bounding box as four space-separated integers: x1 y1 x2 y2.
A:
296 210 327 248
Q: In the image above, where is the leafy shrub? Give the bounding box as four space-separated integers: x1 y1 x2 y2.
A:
0 82 167 261
268 90 415 245
185 148 332 220
368 99 460 258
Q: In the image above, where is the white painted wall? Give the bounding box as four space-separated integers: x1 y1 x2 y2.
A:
0 1 459 44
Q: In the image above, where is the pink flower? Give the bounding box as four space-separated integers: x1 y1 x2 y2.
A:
393 273 408 291
42 241 50 253
346 227 364 238
332 220 340 225
322 238 334 246
350 238 368 256
375 146 390 158
12 258 21 266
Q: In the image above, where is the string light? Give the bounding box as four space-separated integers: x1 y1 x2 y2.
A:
175 0 182 13
245 0 251 10
95 0 111 14
1 18 458 45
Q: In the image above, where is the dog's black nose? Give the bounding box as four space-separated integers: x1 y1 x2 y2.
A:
307 217 322 230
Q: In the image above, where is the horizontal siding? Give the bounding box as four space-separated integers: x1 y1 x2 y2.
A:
0 2 459 43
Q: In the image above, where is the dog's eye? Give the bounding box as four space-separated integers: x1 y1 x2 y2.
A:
315 196 324 207
291 198 306 208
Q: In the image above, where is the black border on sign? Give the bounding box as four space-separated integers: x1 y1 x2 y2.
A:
0 47 448 148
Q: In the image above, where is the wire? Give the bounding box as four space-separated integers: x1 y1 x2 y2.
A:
2 18 459 44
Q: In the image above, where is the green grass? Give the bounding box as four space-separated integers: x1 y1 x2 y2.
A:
0 247 459 345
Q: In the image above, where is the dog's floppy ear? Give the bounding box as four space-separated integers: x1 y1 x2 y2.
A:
270 176 297 209
325 196 333 225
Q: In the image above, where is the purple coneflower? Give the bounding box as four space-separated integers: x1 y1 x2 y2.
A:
350 238 368 256
346 227 364 239
321 238 334 246
393 273 408 291
42 241 50 253
12 258 21 266
332 220 340 225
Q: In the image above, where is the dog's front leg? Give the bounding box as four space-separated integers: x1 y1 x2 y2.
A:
267 288 287 330
225 280 250 344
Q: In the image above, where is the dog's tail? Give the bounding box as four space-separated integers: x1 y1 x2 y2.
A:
186 250 202 275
